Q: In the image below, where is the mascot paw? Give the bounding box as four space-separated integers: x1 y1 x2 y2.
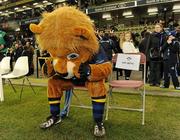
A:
78 62 91 80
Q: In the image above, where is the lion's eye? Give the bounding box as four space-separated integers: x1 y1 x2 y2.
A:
67 53 79 60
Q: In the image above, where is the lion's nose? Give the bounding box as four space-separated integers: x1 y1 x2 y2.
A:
56 72 68 77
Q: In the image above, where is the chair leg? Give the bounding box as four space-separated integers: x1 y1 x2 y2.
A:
70 90 92 109
105 87 112 120
142 88 145 125
63 89 73 117
116 70 119 80
72 90 84 107
8 79 16 93
20 78 25 100
26 77 36 95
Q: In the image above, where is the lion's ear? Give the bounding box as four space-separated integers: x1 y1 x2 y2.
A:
42 12 50 18
29 24 43 34
74 27 91 40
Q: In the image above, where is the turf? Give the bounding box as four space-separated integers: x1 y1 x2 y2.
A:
0 85 180 140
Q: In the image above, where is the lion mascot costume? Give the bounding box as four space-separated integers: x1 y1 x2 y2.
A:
29 6 112 137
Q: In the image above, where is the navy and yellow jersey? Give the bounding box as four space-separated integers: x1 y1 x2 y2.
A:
52 44 109 86
89 44 109 64
72 45 109 86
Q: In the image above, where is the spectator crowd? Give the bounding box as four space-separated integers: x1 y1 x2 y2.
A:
0 20 180 90
96 22 180 90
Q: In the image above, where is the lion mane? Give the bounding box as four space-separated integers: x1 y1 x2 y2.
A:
30 6 99 56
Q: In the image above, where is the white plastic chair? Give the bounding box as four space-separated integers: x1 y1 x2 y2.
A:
0 56 11 101
0 56 11 75
2 56 36 99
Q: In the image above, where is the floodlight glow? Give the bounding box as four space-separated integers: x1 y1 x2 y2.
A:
102 12 111 19
148 7 158 13
123 11 132 16
173 3 180 13
125 15 134 18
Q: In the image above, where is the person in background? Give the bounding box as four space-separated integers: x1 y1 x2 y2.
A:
159 19 166 28
95 29 102 41
175 25 180 76
139 31 151 82
22 40 35 76
39 50 50 68
120 31 139 80
141 26 147 38
160 31 180 90
0 30 8 60
6 41 23 71
109 31 122 54
0 44 6 60
175 25 180 42
98 30 104 40
13 41 23 61
167 17 175 31
99 33 115 61
110 31 123 78
148 23 166 86
132 32 140 50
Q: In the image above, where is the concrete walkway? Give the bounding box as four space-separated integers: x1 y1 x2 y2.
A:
7 75 180 98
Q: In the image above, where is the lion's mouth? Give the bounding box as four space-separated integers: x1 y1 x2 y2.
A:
56 72 68 77
60 61 76 79
53 60 76 79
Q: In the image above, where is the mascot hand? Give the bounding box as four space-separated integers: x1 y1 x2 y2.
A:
42 59 55 77
78 63 91 80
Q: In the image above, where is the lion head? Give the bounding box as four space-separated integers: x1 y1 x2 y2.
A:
30 6 99 79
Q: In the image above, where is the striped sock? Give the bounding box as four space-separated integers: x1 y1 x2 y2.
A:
48 97 61 117
92 95 106 124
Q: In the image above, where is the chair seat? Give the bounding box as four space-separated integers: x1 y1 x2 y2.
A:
0 69 10 75
2 71 27 79
0 56 11 75
109 80 144 89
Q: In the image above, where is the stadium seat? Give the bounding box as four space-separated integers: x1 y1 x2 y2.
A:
0 56 11 75
0 56 11 101
2 56 36 99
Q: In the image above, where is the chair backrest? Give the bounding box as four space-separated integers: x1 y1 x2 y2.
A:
11 56 29 76
139 53 146 64
0 56 11 74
